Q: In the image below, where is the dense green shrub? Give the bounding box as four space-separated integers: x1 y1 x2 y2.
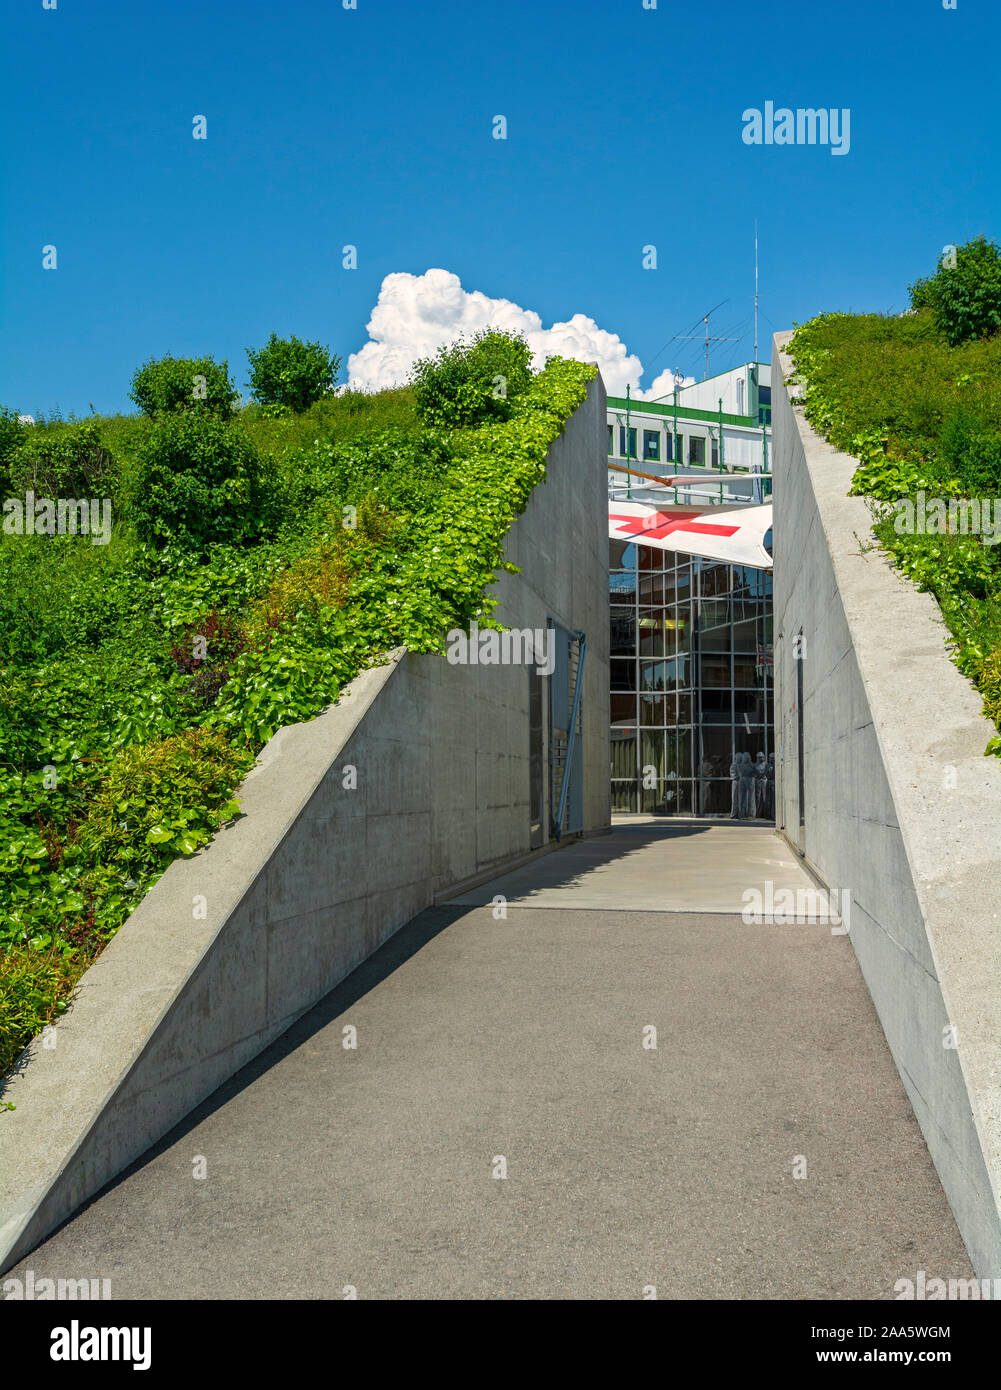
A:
129 354 239 419
0 406 24 494
940 406 1001 496
78 729 252 874
0 670 48 782
788 303 1001 755
976 650 1001 728
0 946 85 1075
5 418 118 499
129 414 263 547
909 236 1001 347
0 351 595 1068
411 329 533 428
246 333 340 413
278 426 453 537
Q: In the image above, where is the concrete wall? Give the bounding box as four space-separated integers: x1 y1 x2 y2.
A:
0 376 610 1273
772 332 1001 1277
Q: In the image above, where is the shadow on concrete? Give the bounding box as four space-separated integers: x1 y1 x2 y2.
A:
38 822 788 1247
41 904 473 1235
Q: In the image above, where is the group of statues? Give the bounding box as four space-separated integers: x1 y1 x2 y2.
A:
699 751 774 819
729 751 774 820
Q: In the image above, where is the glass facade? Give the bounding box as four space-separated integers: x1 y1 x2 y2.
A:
609 537 774 816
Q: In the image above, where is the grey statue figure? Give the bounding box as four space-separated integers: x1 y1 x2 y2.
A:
754 751 768 818
737 751 756 819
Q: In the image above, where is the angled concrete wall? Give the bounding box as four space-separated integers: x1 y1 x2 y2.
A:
0 375 610 1273
772 332 1001 1277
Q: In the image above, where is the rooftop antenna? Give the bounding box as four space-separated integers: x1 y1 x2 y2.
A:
675 305 739 380
754 221 759 363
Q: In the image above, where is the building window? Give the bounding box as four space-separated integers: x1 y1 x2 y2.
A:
711 438 719 468
608 424 613 455
758 385 772 426
688 435 706 466
643 429 660 462
607 539 773 820
619 426 637 459
736 378 745 415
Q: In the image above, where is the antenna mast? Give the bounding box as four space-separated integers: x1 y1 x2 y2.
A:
676 307 739 380
754 221 759 363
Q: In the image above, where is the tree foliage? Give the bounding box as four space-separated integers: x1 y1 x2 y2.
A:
129 354 239 419
411 329 533 428
909 236 1001 347
245 333 340 413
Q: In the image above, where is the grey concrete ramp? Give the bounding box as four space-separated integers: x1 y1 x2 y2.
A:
450 819 833 914
5 828 971 1299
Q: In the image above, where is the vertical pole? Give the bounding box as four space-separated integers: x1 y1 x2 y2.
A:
754 221 759 364
673 384 679 472
718 396 724 504
625 383 632 500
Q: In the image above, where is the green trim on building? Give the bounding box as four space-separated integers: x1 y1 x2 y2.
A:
607 397 759 429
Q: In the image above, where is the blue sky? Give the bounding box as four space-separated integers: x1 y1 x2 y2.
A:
2 0 998 415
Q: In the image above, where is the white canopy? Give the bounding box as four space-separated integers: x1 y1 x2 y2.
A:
609 501 773 570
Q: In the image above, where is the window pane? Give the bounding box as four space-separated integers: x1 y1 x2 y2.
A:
610 693 637 727
611 780 637 813
610 570 638 601
700 654 732 688
701 688 732 723
671 780 694 814
677 728 692 779
610 608 636 657
638 613 667 657
611 732 637 778
643 429 660 461
638 572 667 605
640 730 666 779
610 539 637 571
700 726 733 768
698 778 731 815
611 659 636 692
639 693 666 725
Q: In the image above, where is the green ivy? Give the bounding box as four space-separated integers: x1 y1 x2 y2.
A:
0 354 595 1069
788 309 1001 756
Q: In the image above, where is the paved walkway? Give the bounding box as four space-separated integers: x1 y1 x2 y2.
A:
10 823 971 1299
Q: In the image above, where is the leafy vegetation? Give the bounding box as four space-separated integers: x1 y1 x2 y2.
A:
411 328 533 428
787 239 1001 753
909 235 1001 347
245 333 341 414
129 354 239 419
5 418 118 499
1 946 82 1076
0 334 595 1074
129 413 264 548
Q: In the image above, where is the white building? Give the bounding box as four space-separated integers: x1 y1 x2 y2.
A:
607 362 772 507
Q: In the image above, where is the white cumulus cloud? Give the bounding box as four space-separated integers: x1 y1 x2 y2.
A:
344 268 693 398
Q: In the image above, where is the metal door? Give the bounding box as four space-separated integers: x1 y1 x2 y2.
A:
549 621 586 839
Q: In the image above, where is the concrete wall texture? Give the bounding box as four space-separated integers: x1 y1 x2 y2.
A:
0 375 611 1274
772 332 1001 1277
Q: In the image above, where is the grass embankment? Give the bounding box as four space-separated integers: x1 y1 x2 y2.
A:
787 309 1001 751
0 351 595 1074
